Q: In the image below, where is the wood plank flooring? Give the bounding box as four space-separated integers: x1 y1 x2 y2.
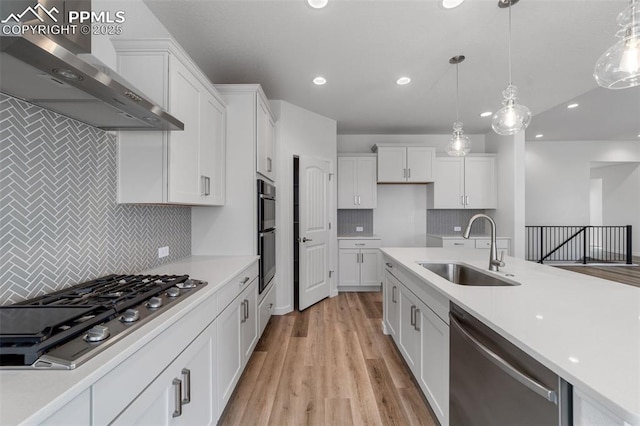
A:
219 292 437 426
554 256 640 288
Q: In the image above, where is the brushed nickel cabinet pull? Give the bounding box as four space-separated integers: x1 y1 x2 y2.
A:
181 368 191 404
172 378 183 417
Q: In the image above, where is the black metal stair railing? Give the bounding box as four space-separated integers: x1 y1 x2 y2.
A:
525 225 632 265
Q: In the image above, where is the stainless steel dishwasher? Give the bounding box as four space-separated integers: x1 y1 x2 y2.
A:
450 303 572 425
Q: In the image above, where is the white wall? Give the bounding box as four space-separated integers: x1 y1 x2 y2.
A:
337 134 486 154
373 185 428 247
591 163 640 255
526 140 640 255
272 101 337 314
485 131 526 258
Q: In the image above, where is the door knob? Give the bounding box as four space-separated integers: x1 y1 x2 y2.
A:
302 237 313 242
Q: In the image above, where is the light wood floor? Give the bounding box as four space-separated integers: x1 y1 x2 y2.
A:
219 292 437 426
554 256 640 288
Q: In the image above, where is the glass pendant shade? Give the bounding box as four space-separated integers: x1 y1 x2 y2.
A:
447 121 471 156
492 84 532 135
594 1 640 89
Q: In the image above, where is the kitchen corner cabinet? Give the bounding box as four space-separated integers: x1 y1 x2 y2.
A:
257 93 276 181
373 145 435 183
114 38 226 206
429 155 497 209
337 156 377 209
338 238 381 290
382 257 449 425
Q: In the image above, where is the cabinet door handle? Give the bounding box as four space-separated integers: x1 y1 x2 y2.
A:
241 300 247 323
354 195 357 206
360 253 364 263
385 262 393 268
355 243 365 246
460 195 465 206
172 378 183 418
410 305 416 327
244 299 249 320
414 309 421 331
206 176 211 196
407 168 411 179
267 157 272 173
240 276 250 285
465 195 469 206
392 286 397 303
357 195 361 205
181 368 191 404
403 168 407 179
201 175 207 196
453 242 464 246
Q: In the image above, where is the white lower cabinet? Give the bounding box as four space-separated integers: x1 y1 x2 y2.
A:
216 277 258 412
338 239 381 290
258 283 276 336
573 388 627 426
383 270 400 339
41 389 91 426
112 323 215 425
382 257 449 425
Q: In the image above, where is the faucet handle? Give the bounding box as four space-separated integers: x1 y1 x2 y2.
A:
498 250 506 266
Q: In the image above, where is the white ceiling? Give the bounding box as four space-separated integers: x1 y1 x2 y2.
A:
144 0 640 141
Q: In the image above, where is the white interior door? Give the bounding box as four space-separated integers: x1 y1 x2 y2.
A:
299 156 330 311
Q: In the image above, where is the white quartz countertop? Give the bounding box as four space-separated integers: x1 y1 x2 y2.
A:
0 255 258 426
381 247 640 425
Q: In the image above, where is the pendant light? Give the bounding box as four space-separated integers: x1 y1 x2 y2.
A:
492 0 531 136
594 0 640 89
447 55 471 156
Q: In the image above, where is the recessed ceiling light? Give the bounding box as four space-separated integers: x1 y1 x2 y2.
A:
568 356 580 364
637 134 640 138
441 0 465 9
535 134 544 138
307 0 328 9
567 103 579 109
396 77 411 85
313 76 327 85
480 111 493 118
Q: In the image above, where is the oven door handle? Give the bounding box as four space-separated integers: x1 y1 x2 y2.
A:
259 230 276 237
450 314 558 405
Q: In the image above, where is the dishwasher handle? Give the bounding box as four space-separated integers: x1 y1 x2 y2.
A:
450 314 558 405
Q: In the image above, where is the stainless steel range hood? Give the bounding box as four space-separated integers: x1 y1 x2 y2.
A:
0 1 183 131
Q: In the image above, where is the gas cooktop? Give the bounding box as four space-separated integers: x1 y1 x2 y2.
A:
0 274 207 369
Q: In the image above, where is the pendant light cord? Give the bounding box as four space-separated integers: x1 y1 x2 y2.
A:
508 0 513 85
456 63 460 123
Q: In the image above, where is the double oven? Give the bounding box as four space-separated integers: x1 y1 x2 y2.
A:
257 179 276 294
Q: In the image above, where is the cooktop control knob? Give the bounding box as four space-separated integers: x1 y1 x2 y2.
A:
166 287 180 298
147 296 162 309
120 309 140 323
84 325 110 342
181 279 196 289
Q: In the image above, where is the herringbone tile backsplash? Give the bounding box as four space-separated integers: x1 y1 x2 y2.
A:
0 94 191 305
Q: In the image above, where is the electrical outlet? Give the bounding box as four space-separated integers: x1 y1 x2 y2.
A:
158 246 169 258
454 226 462 232
356 226 364 232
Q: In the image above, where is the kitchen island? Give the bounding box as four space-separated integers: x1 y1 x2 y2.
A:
381 247 639 425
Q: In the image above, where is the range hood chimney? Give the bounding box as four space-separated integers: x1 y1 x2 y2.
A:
0 0 184 131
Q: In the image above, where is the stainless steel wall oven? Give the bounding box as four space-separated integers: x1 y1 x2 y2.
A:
257 179 276 294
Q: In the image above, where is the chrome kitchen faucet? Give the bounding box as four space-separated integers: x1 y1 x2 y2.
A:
464 214 505 272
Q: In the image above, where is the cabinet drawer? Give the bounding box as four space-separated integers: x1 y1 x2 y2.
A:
217 261 259 312
442 239 475 249
475 239 509 250
258 283 276 336
339 239 381 249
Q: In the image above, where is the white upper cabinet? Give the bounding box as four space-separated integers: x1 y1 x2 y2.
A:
430 155 497 209
256 94 276 181
373 145 435 183
114 39 226 206
337 156 377 209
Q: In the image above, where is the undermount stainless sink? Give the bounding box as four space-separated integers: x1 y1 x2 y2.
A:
420 263 520 287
